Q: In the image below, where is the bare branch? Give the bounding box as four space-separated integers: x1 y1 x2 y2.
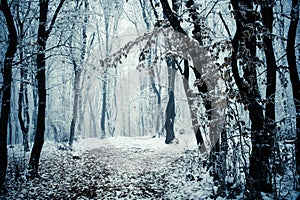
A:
219 12 232 39
46 0 66 37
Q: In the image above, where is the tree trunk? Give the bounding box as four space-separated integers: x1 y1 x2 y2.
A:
260 0 277 192
18 20 30 152
29 0 66 178
161 0 212 144
286 0 300 190
69 69 82 146
18 62 30 152
183 60 204 147
100 69 108 138
31 79 38 142
28 0 48 177
165 57 176 144
69 0 88 146
230 0 269 197
0 0 18 191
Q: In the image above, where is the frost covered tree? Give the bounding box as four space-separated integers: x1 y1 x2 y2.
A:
68 0 89 147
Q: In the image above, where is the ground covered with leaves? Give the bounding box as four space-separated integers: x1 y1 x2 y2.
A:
0 135 217 199
0 135 298 199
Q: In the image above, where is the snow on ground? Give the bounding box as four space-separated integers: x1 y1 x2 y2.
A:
1 134 298 199
79 133 197 152
75 133 198 173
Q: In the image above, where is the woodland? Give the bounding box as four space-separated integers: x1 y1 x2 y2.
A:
0 0 299 199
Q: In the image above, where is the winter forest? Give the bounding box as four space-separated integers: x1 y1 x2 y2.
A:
0 0 299 199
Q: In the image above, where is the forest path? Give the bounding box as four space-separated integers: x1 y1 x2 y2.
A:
80 133 198 174
3 134 204 199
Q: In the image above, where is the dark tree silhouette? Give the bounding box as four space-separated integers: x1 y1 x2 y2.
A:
230 0 271 197
0 0 18 191
286 0 300 190
29 0 66 178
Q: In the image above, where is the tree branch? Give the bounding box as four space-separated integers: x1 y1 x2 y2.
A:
219 12 232 39
46 0 66 37
150 0 158 20
159 0 186 34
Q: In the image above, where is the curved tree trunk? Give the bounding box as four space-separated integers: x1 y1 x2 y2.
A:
230 0 270 197
0 0 18 191
286 0 300 190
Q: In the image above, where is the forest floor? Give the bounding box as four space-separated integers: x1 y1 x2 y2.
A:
0 134 296 199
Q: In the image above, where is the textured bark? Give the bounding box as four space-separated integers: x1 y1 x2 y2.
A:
100 69 108 138
286 0 300 190
230 0 269 197
69 69 81 146
18 61 30 152
0 0 18 191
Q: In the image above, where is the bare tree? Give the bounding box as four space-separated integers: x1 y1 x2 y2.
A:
286 0 300 190
0 0 18 191
69 0 88 147
29 0 66 178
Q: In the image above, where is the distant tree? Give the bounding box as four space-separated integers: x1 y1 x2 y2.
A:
16 1 32 152
69 0 88 147
0 0 18 191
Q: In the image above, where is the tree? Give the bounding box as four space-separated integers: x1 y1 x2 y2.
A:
286 0 300 190
159 0 211 147
29 0 66 178
0 0 18 191
164 56 177 143
230 0 274 196
69 0 88 147
16 1 32 152
259 0 277 192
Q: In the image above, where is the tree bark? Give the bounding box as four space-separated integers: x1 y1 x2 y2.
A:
18 58 30 152
230 0 269 197
0 0 18 191
260 0 277 192
286 0 300 190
